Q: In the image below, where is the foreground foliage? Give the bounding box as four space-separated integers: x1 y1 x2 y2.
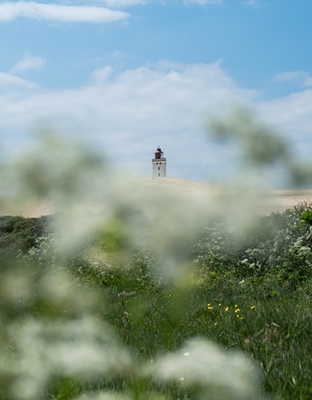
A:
1 110 312 399
1 202 312 399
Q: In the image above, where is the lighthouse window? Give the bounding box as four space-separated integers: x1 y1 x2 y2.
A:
158 173 160 176
159 162 161 164
158 167 160 170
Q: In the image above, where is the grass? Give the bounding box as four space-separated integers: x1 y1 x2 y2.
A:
2 210 312 399
89 275 312 399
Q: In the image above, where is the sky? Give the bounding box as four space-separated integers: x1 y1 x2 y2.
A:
0 0 312 184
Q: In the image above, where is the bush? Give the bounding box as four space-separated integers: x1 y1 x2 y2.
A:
0 215 50 259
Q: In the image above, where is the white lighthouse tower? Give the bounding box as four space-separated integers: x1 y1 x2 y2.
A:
152 147 167 178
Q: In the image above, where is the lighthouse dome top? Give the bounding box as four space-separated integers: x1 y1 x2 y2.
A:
154 147 165 160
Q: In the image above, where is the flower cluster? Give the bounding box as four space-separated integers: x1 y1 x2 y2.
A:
207 302 256 324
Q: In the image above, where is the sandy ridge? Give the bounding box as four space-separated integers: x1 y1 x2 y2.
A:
1 178 312 218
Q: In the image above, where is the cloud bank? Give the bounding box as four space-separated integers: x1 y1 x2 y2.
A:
0 1 130 23
0 62 256 179
0 61 311 181
274 71 312 88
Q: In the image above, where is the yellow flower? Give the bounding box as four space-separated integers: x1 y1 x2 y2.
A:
235 308 241 313
250 306 256 309
225 307 229 312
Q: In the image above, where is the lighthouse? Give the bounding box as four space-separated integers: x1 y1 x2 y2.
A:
152 147 167 178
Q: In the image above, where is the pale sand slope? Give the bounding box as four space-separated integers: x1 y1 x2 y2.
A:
260 190 312 214
1 178 312 217
139 179 312 214
138 178 227 201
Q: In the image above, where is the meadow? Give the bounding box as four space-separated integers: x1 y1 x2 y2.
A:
1 110 312 399
1 201 312 400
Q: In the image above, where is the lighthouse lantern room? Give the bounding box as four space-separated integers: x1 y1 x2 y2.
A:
152 147 167 178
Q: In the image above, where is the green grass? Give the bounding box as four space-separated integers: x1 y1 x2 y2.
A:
75 268 312 399
2 208 312 399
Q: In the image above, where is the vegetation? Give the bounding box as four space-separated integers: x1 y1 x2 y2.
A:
1 110 312 399
0 215 50 258
1 201 312 399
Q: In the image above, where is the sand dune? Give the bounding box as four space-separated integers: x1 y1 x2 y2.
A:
139 178 312 214
1 178 312 218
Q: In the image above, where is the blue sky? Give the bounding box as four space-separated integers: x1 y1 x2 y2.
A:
1 0 312 183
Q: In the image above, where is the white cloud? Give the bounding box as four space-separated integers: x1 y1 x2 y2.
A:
0 61 312 182
274 71 312 88
100 0 147 8
0 71 36 88
0 62 257 180
11 52 46 74
0 1 130 23
155 60 186 71
183 0 221 5
241 0 261 8
259 90 312 132
91 66 113 81
257 89 312 166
